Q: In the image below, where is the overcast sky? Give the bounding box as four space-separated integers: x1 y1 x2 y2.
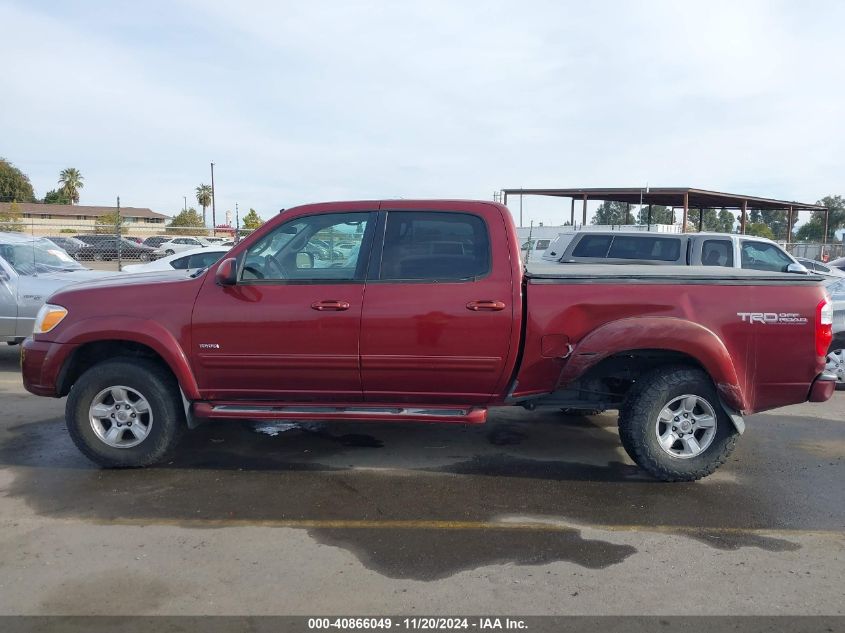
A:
2 0 843 226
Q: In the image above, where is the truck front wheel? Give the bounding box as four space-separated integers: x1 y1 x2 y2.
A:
65 359 185 468
618 366 737 482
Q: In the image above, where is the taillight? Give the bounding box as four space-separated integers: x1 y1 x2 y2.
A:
816 297 833 357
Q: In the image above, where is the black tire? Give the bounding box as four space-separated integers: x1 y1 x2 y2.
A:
618 366 737 482
65 358 185 468
138 252 151 262
93 252 104 261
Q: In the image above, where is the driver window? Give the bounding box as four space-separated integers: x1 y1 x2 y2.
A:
740 241 792 272
241 212 372 282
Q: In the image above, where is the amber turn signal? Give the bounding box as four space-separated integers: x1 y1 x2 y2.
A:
33 304 68 334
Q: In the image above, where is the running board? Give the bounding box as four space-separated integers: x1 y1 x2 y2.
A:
193 402 487 424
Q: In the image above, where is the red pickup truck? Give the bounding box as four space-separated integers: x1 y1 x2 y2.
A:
21 200 836 481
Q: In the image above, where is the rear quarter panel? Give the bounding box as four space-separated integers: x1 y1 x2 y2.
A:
515 278 826 413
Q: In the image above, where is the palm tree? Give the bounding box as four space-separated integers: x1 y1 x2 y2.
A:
58 167 84 204
196 184 213 226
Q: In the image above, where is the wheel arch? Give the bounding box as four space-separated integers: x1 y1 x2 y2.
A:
54 318 199 400
560 317 747 411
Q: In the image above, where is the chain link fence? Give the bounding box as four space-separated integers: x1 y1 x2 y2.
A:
782 242 844 262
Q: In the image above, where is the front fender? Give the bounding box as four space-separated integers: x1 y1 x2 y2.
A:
559 317 747 411
51 316 200 400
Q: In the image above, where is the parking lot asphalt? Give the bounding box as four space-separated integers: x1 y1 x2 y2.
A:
0 344 842 615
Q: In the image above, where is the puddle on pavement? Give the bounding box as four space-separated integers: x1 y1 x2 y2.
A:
685 531 801 552
2 411 841 580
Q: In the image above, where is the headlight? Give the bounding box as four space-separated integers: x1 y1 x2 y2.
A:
33 304 68 334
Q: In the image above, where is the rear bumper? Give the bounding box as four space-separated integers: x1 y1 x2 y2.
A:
808 371 837 403
21 338 75 397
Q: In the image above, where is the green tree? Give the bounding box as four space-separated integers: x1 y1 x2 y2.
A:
43 188 72 204
717 208 736 233
591 201 630 225
746 222 774 239
748 208 789 240
195 184 212 225
795 218 825 242
687 208 734 233
0 158 36 202
95 211 125 234
0 200 24 232
635 204 674 225
166 207 205 234
242 208 264 230
58 167 84 204
796 195 845 242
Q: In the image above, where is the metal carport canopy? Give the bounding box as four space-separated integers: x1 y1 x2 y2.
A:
500 187 826 236
500 187 824 211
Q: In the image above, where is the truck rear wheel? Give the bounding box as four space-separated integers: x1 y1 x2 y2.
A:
65 358 185 468
618 366 737 482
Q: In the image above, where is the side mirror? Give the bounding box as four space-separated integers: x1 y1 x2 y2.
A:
295 252 315 269
215 258 238 285
786 262 809 274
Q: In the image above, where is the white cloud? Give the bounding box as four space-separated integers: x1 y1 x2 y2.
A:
2 0 843 227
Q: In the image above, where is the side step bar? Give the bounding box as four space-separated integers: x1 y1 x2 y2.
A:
193 402 488 424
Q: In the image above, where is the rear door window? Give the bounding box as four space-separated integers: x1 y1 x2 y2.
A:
379 212 490 281
188 252 223 268
571 235 613 258
701 239 734 267
606 236 681 261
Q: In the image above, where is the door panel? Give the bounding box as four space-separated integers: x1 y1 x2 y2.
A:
192 282 365 400
191 209 375 401
360 209 514 404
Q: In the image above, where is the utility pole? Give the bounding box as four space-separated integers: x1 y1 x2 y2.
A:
115 196 122 272
235 203 240 244
210 162 217 236
183 196 187 212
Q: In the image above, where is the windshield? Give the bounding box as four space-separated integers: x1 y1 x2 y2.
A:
0 243 87 275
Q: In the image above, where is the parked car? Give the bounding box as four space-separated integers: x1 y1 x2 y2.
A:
0 232 115 343
825 256 845 272
45 236 95 260
204 237 228 245
122 247 230 273
74 236 157 261
22 200 835 481
541 230 808 273
823 277 845 389
155 236 212 256
796 257 845 278
142 236 171 249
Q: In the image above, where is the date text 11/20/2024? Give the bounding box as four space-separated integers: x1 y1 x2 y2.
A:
307 617 528 630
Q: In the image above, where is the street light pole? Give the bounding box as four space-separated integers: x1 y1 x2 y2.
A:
235 203 240 244
183 196 187 212
210 162 217 236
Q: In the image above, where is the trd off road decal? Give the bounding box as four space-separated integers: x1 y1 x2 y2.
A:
737 312 808 325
